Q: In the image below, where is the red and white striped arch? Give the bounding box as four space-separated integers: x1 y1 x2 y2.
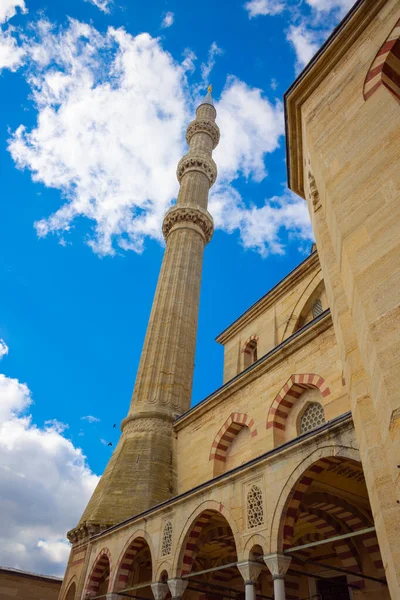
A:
363 17 400 102
84 548 111 598
209 412 257 465
113 536 152 592
267 373 330 438
242 334 259 353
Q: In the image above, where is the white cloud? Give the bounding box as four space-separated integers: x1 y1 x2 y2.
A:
200 41 223 87
85 0 113 13
286 23 320 72
245 0 284 17
81 415 100 423
161 11 174 28
0 339 9 359
9 21 191 255
209 77 312 255
306 0 355 16
0 370 98 576
0 0 26 24
215 76 284 182
8 19 312 257
0 0 26 72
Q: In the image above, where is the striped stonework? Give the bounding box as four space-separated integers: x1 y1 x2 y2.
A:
242 334 259 353
85 548 111 597
266 373 330 436
114 537 151 591
180 510 236 576
281 456 345 549
181 509 216 575
363 18 400 101
304 492 384 577
294 510 364 591
209 412 257 464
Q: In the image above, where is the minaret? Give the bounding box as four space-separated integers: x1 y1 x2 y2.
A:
69 89 220 540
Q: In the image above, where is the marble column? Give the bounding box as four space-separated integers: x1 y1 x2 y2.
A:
151 582 169 600
263 554 292 600
168 578 188 600
237 560 263 600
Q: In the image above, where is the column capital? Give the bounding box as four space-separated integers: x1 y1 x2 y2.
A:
151 582 169 600
162 206 214 244
168 578 188 600
263 553 291 579
237 560 263 584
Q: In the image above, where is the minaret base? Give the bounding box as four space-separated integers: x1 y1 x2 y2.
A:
70 415 174 535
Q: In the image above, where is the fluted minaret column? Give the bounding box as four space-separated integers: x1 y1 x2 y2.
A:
70 90 220 535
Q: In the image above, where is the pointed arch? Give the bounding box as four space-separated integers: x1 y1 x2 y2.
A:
281 270 324 341
210 412 257 466
267 374 330 445
364 17 400 102
242 335 259 369
85 548 111 598
111 531 153 592
62 578 76 600
175 503 240 578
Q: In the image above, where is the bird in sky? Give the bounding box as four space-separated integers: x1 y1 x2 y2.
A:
108 442 113 447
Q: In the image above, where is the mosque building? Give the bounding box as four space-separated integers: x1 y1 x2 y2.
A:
59 0 400 598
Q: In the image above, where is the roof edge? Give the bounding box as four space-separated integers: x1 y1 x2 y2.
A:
215 250 319 345
284 0 387 197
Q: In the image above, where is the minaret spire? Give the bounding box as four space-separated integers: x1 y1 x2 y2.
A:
69 91 220 539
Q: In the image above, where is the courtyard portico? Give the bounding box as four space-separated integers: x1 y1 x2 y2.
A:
69 417 388 600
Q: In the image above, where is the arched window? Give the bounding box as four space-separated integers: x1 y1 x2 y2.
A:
243 339 258 368
312 298 323 318
161 520 173 556
299 402 325 434
363 17 400 102
247 484 264 529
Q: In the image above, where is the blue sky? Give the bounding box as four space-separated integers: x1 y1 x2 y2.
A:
0 0 354 576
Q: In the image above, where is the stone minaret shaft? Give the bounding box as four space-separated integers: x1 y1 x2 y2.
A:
74 93 219 534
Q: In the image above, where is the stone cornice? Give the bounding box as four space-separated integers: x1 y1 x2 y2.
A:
89 411 353 543
176 154 217 186
176 309 332 430
162 206 214 244
285 0 387 197
186 119 220 149
216 251 320 345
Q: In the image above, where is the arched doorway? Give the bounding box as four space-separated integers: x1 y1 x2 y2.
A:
85 550 111 598
64 581 76 600
178 509 241 600
277 456 388 600
113 536 153 599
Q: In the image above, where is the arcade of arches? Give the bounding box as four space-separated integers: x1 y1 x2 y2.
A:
77 451 388 600
59 3 400 600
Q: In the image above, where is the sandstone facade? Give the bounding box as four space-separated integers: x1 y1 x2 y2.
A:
59 3 400 599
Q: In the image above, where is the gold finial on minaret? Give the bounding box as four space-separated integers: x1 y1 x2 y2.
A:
207 84 212 93
70 94 220 536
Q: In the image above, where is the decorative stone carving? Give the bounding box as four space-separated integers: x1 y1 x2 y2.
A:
161 520 173 556
121 415 172 435
263 553 292 579
237 560 263 583
247 484 265 529
151 582 169 600
176 154 217 186
308 171 321 211
186 119 220 148
168 578 188 600
162 206 214 244
67 521 112 544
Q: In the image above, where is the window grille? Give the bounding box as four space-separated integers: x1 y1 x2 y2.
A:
300 403 325 434
312 298 323 318
247 485 264 529
161 521 173 556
